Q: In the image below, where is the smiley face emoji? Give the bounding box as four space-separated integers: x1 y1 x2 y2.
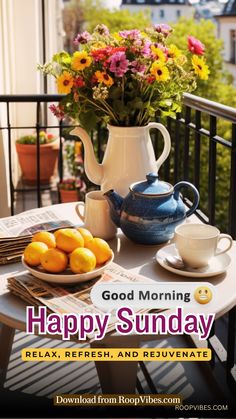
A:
194 286 213 304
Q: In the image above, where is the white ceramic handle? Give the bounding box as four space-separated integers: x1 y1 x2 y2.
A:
75 201 85 222
215 234 233 256
147 122 171 173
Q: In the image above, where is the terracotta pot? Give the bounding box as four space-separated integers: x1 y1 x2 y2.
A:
15 139 59 184
59 189 79 203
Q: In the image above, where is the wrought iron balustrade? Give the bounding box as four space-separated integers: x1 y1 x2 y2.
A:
0 92 235 240
0 92 235 393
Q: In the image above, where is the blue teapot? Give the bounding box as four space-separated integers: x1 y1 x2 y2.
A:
104 173 199 245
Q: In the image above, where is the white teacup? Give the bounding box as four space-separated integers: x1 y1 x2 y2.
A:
76 191 117 240
174 223 233 268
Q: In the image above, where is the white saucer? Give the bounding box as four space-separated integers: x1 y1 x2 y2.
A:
156 244 231 278
22 252 114 284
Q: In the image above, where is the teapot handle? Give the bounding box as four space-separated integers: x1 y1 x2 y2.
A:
146 122 171 173
174 181 200 217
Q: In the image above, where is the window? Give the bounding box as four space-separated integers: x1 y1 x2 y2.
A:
160 9 165 18
230 30 236 64
176 9 181 17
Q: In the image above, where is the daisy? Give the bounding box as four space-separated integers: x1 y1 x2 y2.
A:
95 71 114 86
167 44 182 60
56 71 73 94
150 62 170 82
151 46 166 62
192 55 210 80
71 51 92 71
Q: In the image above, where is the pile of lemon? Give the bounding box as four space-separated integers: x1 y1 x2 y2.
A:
23 228 113 274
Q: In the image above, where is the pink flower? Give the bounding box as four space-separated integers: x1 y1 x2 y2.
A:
142 41 152 57
94 24 109 36
109 51 129 77
74 31 91 45
131 60 146 74
49 104 65 120
119 29 141 40
188 36 205 55
154 24 172 37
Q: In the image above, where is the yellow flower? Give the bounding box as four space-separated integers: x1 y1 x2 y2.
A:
91 41 107 50
71 51 92 71
95 71 114 86
112 32 122 42
150 62 170 82
167 44 181 60
192 55 210 80
151 46 166 62
56 71 74 94
75 141 82 155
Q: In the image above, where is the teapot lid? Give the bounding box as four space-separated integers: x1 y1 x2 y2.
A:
130 173 173 196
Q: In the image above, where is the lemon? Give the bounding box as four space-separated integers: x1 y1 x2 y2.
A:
24 242 48 266
70 248 96 274
76 227 93 245
40 248 68 273
32 231 56 248
85 238 112 265
55 228 84 253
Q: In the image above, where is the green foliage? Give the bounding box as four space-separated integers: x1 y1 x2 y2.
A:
171 18 236 108
81 0 151 32
16 131 56 145
168 18 236 233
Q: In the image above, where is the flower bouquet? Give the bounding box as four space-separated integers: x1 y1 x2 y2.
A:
39 24 209 129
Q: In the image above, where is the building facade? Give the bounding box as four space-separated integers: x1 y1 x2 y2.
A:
121 0 194 24
216 0 236 84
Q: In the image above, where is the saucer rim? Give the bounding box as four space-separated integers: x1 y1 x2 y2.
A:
156 244 231 278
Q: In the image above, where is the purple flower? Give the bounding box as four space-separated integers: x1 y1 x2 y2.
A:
119 29 141 40
109 51 129 77
94 24 109 36
131 60 146 74
142 41 152 57
154 24 172 37
74 31 91 45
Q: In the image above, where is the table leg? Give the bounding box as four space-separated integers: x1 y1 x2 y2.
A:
90 336 139 394
0 323 15 388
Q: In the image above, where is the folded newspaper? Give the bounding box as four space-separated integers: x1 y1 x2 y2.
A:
7 262 154 340
0 204 79 265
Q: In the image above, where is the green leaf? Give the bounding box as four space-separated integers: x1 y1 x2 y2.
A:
109 86 122 100
52 52 71 65
79 110 99 131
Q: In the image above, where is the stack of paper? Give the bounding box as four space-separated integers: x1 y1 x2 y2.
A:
0 205 79 265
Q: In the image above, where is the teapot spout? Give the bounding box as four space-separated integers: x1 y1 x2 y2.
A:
104 190 124 228
70 127 103 186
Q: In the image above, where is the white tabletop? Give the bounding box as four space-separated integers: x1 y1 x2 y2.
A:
0 203 236 333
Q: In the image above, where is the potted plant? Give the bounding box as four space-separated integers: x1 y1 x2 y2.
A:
15 131 59 184
58 140 87 203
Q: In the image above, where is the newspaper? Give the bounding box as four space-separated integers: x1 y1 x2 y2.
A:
7 262 155 340
0 204 79 265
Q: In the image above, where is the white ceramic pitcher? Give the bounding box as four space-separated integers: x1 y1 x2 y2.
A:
70 123 171 197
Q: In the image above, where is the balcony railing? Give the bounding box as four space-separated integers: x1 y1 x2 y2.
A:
0 92 236 239
0 92 235 392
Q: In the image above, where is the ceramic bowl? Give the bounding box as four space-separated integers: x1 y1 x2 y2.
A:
22 251 114 284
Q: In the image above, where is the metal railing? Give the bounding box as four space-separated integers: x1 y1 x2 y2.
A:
0 92 236 240
0 92 235 392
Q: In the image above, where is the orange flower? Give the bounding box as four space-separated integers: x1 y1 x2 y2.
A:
57 72 73 94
